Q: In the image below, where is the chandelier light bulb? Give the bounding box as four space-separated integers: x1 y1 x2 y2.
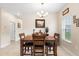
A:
37 12 40 15
43 12 48 16
41 10 44 14
37 12 41 17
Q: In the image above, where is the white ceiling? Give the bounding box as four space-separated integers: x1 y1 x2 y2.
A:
0 3 67 17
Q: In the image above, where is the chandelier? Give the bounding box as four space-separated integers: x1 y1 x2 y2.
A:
36 3 48 18
37 10 48 18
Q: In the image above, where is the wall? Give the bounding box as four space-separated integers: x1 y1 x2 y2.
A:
22 13 58 35
15 19 23 41
0 9 1 48
0 9 11 48
0 8 22 48
58 3 79 55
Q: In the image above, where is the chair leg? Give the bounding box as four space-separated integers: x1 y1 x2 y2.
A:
25 47 26 53
49 47 51 51
28 47 29 52
45 47 48 56
31 47 32 55
20 43 23 56
53 46 57 56
43 47 44 56
34 50 35 56
33 47 34 56
47 47 48 56
45 47 47 54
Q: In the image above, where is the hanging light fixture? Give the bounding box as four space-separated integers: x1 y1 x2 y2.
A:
36 3 48 18
16 12 23 19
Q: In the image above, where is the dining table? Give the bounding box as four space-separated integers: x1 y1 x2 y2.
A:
20 35 57 56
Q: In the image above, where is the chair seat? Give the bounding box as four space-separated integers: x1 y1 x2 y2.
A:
25 42 33 46
45 42 54 47
23 44 26 46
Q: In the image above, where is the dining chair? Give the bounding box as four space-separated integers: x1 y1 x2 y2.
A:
19 33 26 55
45 36 55 56
45 33 59 56
19 33 33 56
32 33 45 56
54 33 60 45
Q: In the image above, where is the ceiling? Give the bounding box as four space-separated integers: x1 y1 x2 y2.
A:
0 3 67 17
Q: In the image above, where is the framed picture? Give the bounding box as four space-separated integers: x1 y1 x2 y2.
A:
62 8 69 16
73 15 79 27
73 16 77 23
17 23 21 28
76 19 79 27
35 19 45 28
76 23 79 27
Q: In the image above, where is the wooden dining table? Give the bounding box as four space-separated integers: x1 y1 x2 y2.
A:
20 35 57 56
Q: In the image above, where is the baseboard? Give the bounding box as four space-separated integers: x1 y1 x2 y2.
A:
15 38 20 41
60 46 76 56
0 42 10 48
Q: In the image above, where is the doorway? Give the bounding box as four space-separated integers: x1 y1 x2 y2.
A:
10 22 16 42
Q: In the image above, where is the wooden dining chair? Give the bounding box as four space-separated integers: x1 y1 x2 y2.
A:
45 36 55 56
19 33 26 55
19 33 33 56
54 33 60 45
45 33 59 56
32 33 45 56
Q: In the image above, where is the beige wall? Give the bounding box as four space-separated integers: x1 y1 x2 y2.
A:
0 8 58 48
58 3 79 55
0 9 1 48
15 19 23 41
22 13 58 35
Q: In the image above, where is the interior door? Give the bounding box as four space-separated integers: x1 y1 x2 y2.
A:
10 22 15 41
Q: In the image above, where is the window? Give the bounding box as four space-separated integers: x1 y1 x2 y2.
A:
62 15 72 42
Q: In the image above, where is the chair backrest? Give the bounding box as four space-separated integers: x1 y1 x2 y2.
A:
19 33 25 40
54 33 60 39
32 33 45 46
54 33 60 46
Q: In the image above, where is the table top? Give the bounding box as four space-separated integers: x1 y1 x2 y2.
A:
25 35 32 40
22 35 55 41
45 36 55 40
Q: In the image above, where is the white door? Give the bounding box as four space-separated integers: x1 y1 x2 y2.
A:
10 22 15 41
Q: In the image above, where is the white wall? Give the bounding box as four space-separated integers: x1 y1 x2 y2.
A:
22 13 58 35
0 9 11 48
58 3 79 55
0 8 23 48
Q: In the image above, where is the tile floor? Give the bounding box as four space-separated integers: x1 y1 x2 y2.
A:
0 41 73 56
